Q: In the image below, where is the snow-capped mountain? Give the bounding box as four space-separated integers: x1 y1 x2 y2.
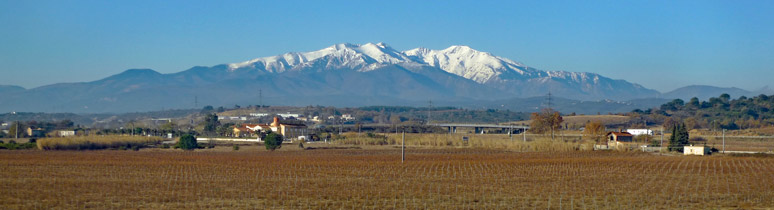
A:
224 42 660 100
404 45 541 83
0 42 663 113
227 42 413 73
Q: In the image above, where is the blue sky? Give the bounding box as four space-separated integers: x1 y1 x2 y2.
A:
1 0 773 92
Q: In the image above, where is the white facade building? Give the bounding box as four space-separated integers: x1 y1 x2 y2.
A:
278 113 300 118
684 145 710 156
626 129 653 136
58 130 76 137
250 113 268 117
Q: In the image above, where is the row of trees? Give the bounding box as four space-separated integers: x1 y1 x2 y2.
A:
631 94 774 130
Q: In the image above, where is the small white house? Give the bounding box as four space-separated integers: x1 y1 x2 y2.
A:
627 129 653 136
278 113 300 118
249 113 268 117
58 130 76 137
684 145 710 156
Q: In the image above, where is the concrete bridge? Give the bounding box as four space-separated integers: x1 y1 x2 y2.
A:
431 123 529 134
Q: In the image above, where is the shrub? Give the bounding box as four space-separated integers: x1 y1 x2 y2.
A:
264 132 283 151
37 136 162 150
0 142 37 150
177 134 198 150
161 144 170 149
233 144 240 151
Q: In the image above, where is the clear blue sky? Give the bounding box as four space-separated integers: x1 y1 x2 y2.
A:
1 0 773 92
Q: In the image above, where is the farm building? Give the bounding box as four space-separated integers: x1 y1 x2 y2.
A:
26 127 45 137
607 132 633 142
232 127 252 137
57 130 76 137
626 129 653 136
234 117 308 140
684 145 710 156
270 117 307 141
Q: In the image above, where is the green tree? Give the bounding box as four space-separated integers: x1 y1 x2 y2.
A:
263 132 283 151
177 134 198 150
203 113 219 136
668 124 689 152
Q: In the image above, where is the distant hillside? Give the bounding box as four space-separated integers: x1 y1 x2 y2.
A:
0 85 25 94
0 43 661 113
634 93 774 130
662 85 754 100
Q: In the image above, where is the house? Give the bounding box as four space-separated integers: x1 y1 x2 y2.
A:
342 114 355 121
232 127 252 137
57 130 76 137
244 124 271 132
626 129 653 136
607 132 633 142
278 113 300 119
27 127 46 137
684 145 710 155
606 131 634 148
270 116 308 141
249 113 268 117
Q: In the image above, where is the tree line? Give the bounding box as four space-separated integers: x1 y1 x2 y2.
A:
629 93 774 130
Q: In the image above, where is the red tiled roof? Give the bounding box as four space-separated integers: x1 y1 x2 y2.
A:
608 132 633 137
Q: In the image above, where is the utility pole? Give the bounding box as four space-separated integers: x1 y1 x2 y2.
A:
15 121 19 139
722 129 726 154
259 89 262 108
194 96 198 109
547 92 553 110
401 131 405 163
509 125 513 141
523 128 526 142
427 100 432 125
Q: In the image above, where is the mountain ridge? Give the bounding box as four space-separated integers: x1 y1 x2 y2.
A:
0 42 759 113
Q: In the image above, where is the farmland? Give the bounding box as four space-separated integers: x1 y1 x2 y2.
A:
2 147 774 209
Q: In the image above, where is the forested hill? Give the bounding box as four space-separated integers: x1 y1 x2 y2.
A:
632 94 774 130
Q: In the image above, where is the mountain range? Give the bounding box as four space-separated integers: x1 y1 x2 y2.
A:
0 43 767 114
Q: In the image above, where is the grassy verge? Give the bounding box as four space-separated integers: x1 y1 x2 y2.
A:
37 136 164 150
0 140 37 150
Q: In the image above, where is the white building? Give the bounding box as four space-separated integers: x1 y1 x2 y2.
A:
278 113 300 118
250 113 268 117
58 130 76 137
342 114 355 121
684 145 710 156
626 129 653 136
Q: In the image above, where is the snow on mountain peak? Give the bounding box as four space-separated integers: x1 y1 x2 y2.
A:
404 45 532 83
227 42 412 72
228 43 554 84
